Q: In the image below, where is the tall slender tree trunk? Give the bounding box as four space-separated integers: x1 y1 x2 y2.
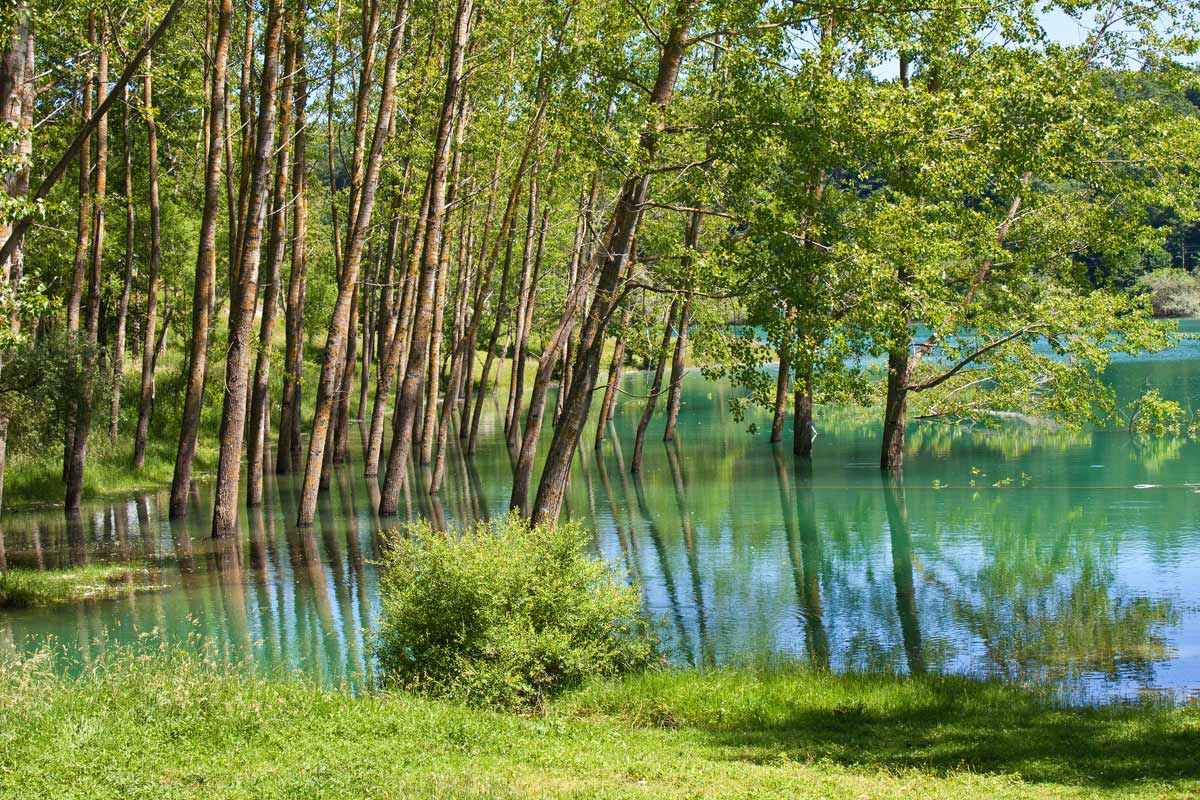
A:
661 293 690 441
378 0 474 515
364 174 429 476
133 55 161 469
662 213 703 444
297 0 410 526
63 22 94 481
631 299 678 474
331 281 359 463
593 315 628 450
794 360 814 457
247 10 297 506
65 17 108 513
530 0 697 524
0 2 32 515
109 83 136 445
467 231 513 454
771 331 792 444
211 0 285 535
276 24 308 475
422 94 469 474
881 347 909 470
505 164 539 443
507 239 598 513
169 0 232 517
233 0 255 272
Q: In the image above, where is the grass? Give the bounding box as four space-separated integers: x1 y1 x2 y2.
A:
1 653 1197 799
0 337 588 509
0 564 163 609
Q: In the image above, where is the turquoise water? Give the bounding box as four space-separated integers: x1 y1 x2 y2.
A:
3 322 1200 702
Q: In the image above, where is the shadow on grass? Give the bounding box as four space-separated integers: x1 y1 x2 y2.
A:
572 671 1200 789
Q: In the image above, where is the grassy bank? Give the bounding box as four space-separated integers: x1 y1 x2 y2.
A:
0 564 162 609
1 654 1197 799
1 347 541 510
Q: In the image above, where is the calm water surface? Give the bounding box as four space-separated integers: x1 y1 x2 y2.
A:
4 322 1200 702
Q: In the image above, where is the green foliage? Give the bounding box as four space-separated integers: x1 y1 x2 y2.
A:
1136 268 1200 317
1123 386 1187 436
376 514 658 710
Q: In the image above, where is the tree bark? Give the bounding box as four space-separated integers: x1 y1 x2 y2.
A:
364 174 429 476
881 347 909 470
133 55 161 469
169 0 232 517
505 164 539 443
661 293 690 441
530 0 696 524
109 82 136 445
247 10 298 505
0 1 32 515
211 0 285 535
65 17 108 513
331 280 359 463
276 24 308 475
593 313 628 450
297 0 410 526
508 237 598 513
378 0 474 515
793 360 814 457
63 26 93 481
631 299 678 474
423 93 468 473
771 331 791 444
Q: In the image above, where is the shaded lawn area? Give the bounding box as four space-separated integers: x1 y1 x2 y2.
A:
1 655 1196 799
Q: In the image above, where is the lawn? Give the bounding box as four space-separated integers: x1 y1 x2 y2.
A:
1 653 1195 799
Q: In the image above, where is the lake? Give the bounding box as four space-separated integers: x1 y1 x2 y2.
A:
3 322 1200 702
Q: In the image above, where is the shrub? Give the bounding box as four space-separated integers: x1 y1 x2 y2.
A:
1136 268 1200 318
375 514 658 710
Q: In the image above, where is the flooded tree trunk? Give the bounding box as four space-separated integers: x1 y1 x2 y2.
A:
331 281 359 463
593 317 628 450
881 347 910 471
793 361 814 458
277 30 308 475
109 84 136 445
65 17 107 513
505 164 539 444
771 306 797 444
664 210 702 442
211 0 285 535
247 12 297 505
63 35 93 480
297 0 409 525
419 224 450 465
169 0 232 517
631 299 679 474
133 57 161 470
425 96 470 488
530 0 696 524
379 0 473 516
467 232 514 454
458 153 501 437
364 174 429 477
508 221 597 513
359 249 379 426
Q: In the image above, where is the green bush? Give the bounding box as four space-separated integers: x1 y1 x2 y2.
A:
1136 268 1200 317
375 514 658 710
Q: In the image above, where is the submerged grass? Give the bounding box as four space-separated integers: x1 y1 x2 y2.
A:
0 652 1196 799
0 564 161 609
